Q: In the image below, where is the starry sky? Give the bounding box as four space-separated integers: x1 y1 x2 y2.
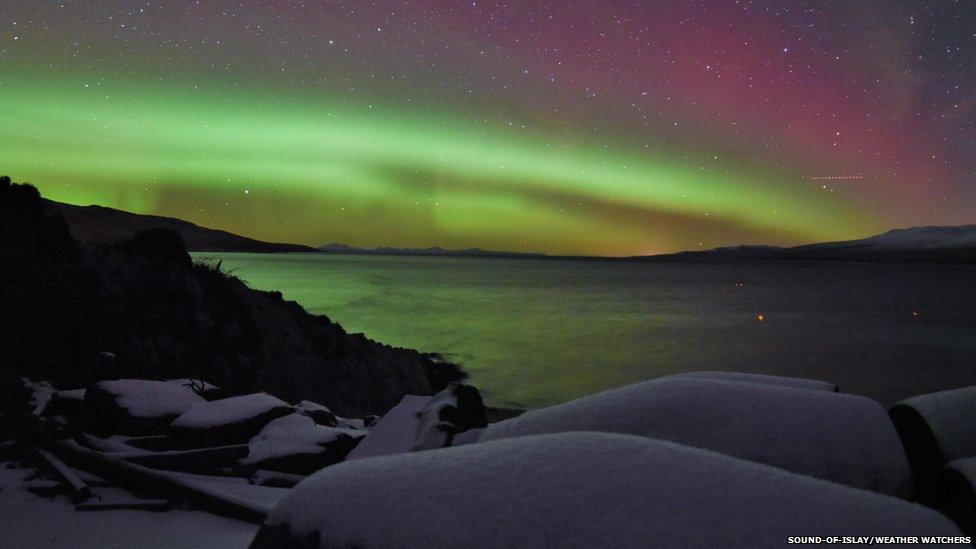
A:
1 1 974 256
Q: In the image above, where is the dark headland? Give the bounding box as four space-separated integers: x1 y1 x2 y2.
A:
43 199 318 253
635 226 976 265
1 177 464 418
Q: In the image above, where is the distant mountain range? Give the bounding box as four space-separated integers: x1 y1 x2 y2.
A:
638 226 976 264
42 197 976 263
318 243 546 258
44 200 317 253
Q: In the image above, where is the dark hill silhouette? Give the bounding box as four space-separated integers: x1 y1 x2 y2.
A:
1 176 463 417
44 199 317 253
638 228 976 264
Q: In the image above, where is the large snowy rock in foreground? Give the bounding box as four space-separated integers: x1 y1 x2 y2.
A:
890 386 976 473
85 379 207 436
482 377 911 496
170 393 294 446
251 433 960 548
241 414 364 475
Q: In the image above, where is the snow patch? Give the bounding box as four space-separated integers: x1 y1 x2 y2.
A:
93 380 206 419
242 414 363 465
172 393 290 430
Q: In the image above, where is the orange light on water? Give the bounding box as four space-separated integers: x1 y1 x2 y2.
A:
911 310 920 318
757 313 765 322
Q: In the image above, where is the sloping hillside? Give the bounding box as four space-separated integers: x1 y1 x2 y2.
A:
44 200 316 253
640 227 976 264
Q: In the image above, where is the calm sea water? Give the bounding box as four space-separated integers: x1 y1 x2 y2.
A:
192 253 976 408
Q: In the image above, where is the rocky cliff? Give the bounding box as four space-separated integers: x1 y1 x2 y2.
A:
0 176 464 416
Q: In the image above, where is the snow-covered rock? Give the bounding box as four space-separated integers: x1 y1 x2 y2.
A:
57 388 87 400
333 417 365 430
170 393 293 446
343 395 430 461
412 383 487 451
251 433 960 548
344 385 488 460
668 371 838 392
165 378 230 401
241 414 364 475
482 377 911 496
22 378 55 415
890 386 976 473
85 380 207 436
294 400 338 427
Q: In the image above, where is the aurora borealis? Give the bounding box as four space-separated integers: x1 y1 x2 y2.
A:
2 2 974 256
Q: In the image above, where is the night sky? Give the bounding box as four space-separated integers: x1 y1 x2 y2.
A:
2 1 975 256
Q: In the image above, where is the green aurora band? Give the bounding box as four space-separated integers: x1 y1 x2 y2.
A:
0 72 876 256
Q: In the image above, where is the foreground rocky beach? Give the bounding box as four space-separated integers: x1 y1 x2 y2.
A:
1 371 975 547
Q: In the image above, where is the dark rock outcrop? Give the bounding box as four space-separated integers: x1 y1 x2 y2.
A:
294 400 338 427
0 177 465 417
413 383 488 450
43 198 318 253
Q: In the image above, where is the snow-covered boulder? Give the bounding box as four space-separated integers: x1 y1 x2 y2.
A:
251 433 960 548
22 378 55 415
482 377 911 496
344 385 488 460
668 371 838 392
170 393 293 446
294 400 338 427
241 414 364 475
412 383 487 451
890 386 976 473
334 417 365 430
164 378 230 401
344 395 430 461
85 379 207 436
